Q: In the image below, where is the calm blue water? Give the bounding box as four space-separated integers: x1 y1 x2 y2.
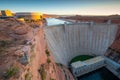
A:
46 18 70 26
78 67 119 80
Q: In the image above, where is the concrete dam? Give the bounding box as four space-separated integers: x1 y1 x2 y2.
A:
44 23 118 66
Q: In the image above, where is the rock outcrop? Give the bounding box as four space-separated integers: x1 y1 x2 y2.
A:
0 18 74 80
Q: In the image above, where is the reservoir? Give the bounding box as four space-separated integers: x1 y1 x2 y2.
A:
46 18 70 26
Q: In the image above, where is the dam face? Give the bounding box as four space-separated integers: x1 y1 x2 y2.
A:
44 23 118 66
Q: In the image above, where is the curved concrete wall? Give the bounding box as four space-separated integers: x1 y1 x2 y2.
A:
44 23 118 66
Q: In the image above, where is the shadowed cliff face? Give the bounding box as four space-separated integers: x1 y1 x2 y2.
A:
105 25 120 64
44 23 118 66
110 25 120 51
0 18 74 80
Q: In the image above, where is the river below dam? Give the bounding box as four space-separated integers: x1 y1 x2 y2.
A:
78 67 119 80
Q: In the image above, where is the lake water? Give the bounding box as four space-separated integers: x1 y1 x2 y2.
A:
78 67 119 80
46 18 70 26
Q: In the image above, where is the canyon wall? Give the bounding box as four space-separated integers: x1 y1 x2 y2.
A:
0 19 74 80
44 23 118 66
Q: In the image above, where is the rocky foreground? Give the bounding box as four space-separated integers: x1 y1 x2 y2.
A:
0 18 74 80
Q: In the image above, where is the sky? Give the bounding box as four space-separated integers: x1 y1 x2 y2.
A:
0 0 120 15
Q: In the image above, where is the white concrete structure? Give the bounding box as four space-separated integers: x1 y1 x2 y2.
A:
71 56 105 77
70 56 120 79
105 57 120 79
44 23 118 66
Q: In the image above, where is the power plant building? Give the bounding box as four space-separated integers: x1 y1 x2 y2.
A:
1 10 13 17
15 12 43 21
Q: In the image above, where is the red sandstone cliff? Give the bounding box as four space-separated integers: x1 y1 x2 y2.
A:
0 18 74 80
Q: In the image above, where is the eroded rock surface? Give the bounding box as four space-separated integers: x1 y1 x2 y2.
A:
0 18 74 80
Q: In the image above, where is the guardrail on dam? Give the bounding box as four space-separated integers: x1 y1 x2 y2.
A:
44 23 118 66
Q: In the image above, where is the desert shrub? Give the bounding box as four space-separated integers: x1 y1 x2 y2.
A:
0 40 12 54
50 77 55 80
38 65 46 80
4 66 20 79
56 63 63 67
25 72 32 80
45 49 50 57
0 40 11 47
47 58 51 64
